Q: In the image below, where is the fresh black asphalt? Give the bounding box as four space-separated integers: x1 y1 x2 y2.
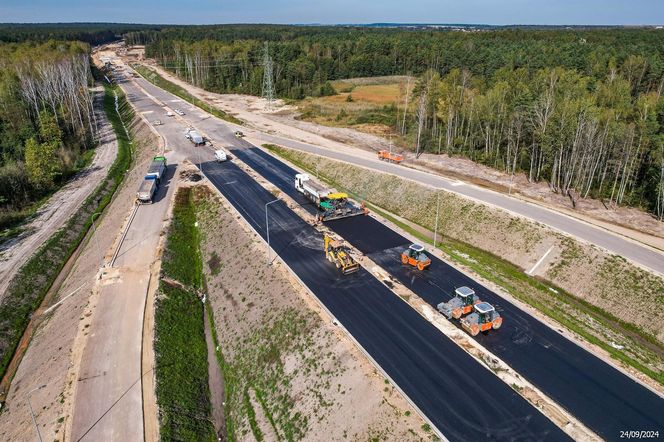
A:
231 146 664 440
201 158 568 441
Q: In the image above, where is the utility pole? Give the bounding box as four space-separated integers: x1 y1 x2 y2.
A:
262 42 275 111
28 384 47 442
433 192 441 248
265 199 279 265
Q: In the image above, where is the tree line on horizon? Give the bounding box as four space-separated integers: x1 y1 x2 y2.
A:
133 25 664 217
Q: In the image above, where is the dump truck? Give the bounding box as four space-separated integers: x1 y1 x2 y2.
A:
401 244 431 271
437 286 481 319
137 176 157 204
146 156 167 183
185 128 204 146
460 302 502 336
324 234 360 275
295 173 368 222
378 150 404 164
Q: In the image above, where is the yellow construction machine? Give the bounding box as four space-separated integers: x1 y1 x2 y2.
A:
324 234 360 275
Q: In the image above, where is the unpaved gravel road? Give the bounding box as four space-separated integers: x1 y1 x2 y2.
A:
0 90 117 300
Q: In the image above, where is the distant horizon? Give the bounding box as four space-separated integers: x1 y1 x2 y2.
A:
0 21 662 27
2 0 663 27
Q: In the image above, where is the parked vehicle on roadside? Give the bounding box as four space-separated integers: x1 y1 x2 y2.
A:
214 149 228 162
378 150 404 164
154 120 163 126
234 130 244 138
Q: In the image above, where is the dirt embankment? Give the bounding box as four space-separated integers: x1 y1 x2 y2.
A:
195 186 430 441
272 148 664 374
0 111 159 442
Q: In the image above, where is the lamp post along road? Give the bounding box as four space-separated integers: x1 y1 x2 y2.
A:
27 384 47 442
265 199 280 265
433 192 440 247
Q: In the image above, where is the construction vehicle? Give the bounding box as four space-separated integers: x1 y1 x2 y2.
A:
460 302 502 336
136 176 157 204
437 286 481 319
401 244 431 271
324 234 360 275
378 150 404 164
214 149 228 162
295 173 368 222
146 156 167 183
185 128 204 146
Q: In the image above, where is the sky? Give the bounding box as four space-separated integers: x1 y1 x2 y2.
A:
1 0 663 25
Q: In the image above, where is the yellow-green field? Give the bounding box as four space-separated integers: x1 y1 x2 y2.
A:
324 83 402 105
296 76 412 138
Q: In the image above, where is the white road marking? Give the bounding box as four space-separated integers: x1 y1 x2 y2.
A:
141 110 154 114
527 246 554 275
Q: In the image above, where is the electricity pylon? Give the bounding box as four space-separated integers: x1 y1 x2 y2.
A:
262 42 275 110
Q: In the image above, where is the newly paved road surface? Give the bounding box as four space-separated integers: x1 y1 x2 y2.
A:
113 70 569 440
202 158 568 441
233 146 664 441
113 66 661 440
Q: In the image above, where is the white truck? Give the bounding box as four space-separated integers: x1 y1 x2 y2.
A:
295 173 331 205
185 129 204 146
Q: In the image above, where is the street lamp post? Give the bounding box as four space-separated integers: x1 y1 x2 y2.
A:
265 199 280 265
91 212 103 265
433 192 440 248
27 384 47 442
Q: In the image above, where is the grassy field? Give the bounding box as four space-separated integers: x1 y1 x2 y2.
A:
154 186 216 441
296 76 406 137
0 83 133 382
265 143 664 386
132 64 242 125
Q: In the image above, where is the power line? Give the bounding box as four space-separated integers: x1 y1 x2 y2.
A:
262 41 275 110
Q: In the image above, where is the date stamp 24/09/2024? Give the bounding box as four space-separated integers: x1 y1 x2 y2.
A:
619 431 660 439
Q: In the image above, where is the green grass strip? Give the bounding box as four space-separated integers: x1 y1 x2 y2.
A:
154 187 216 441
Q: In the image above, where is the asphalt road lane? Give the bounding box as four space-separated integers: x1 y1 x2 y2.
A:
233 146 664 440
201 159 568 441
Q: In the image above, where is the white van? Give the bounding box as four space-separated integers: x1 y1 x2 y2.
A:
214 149 228 162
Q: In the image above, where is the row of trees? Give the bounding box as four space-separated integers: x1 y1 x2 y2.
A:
139 26 664 99
0 23 161 45
137 25 664 217
407 66 664 217
0 40 97 224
